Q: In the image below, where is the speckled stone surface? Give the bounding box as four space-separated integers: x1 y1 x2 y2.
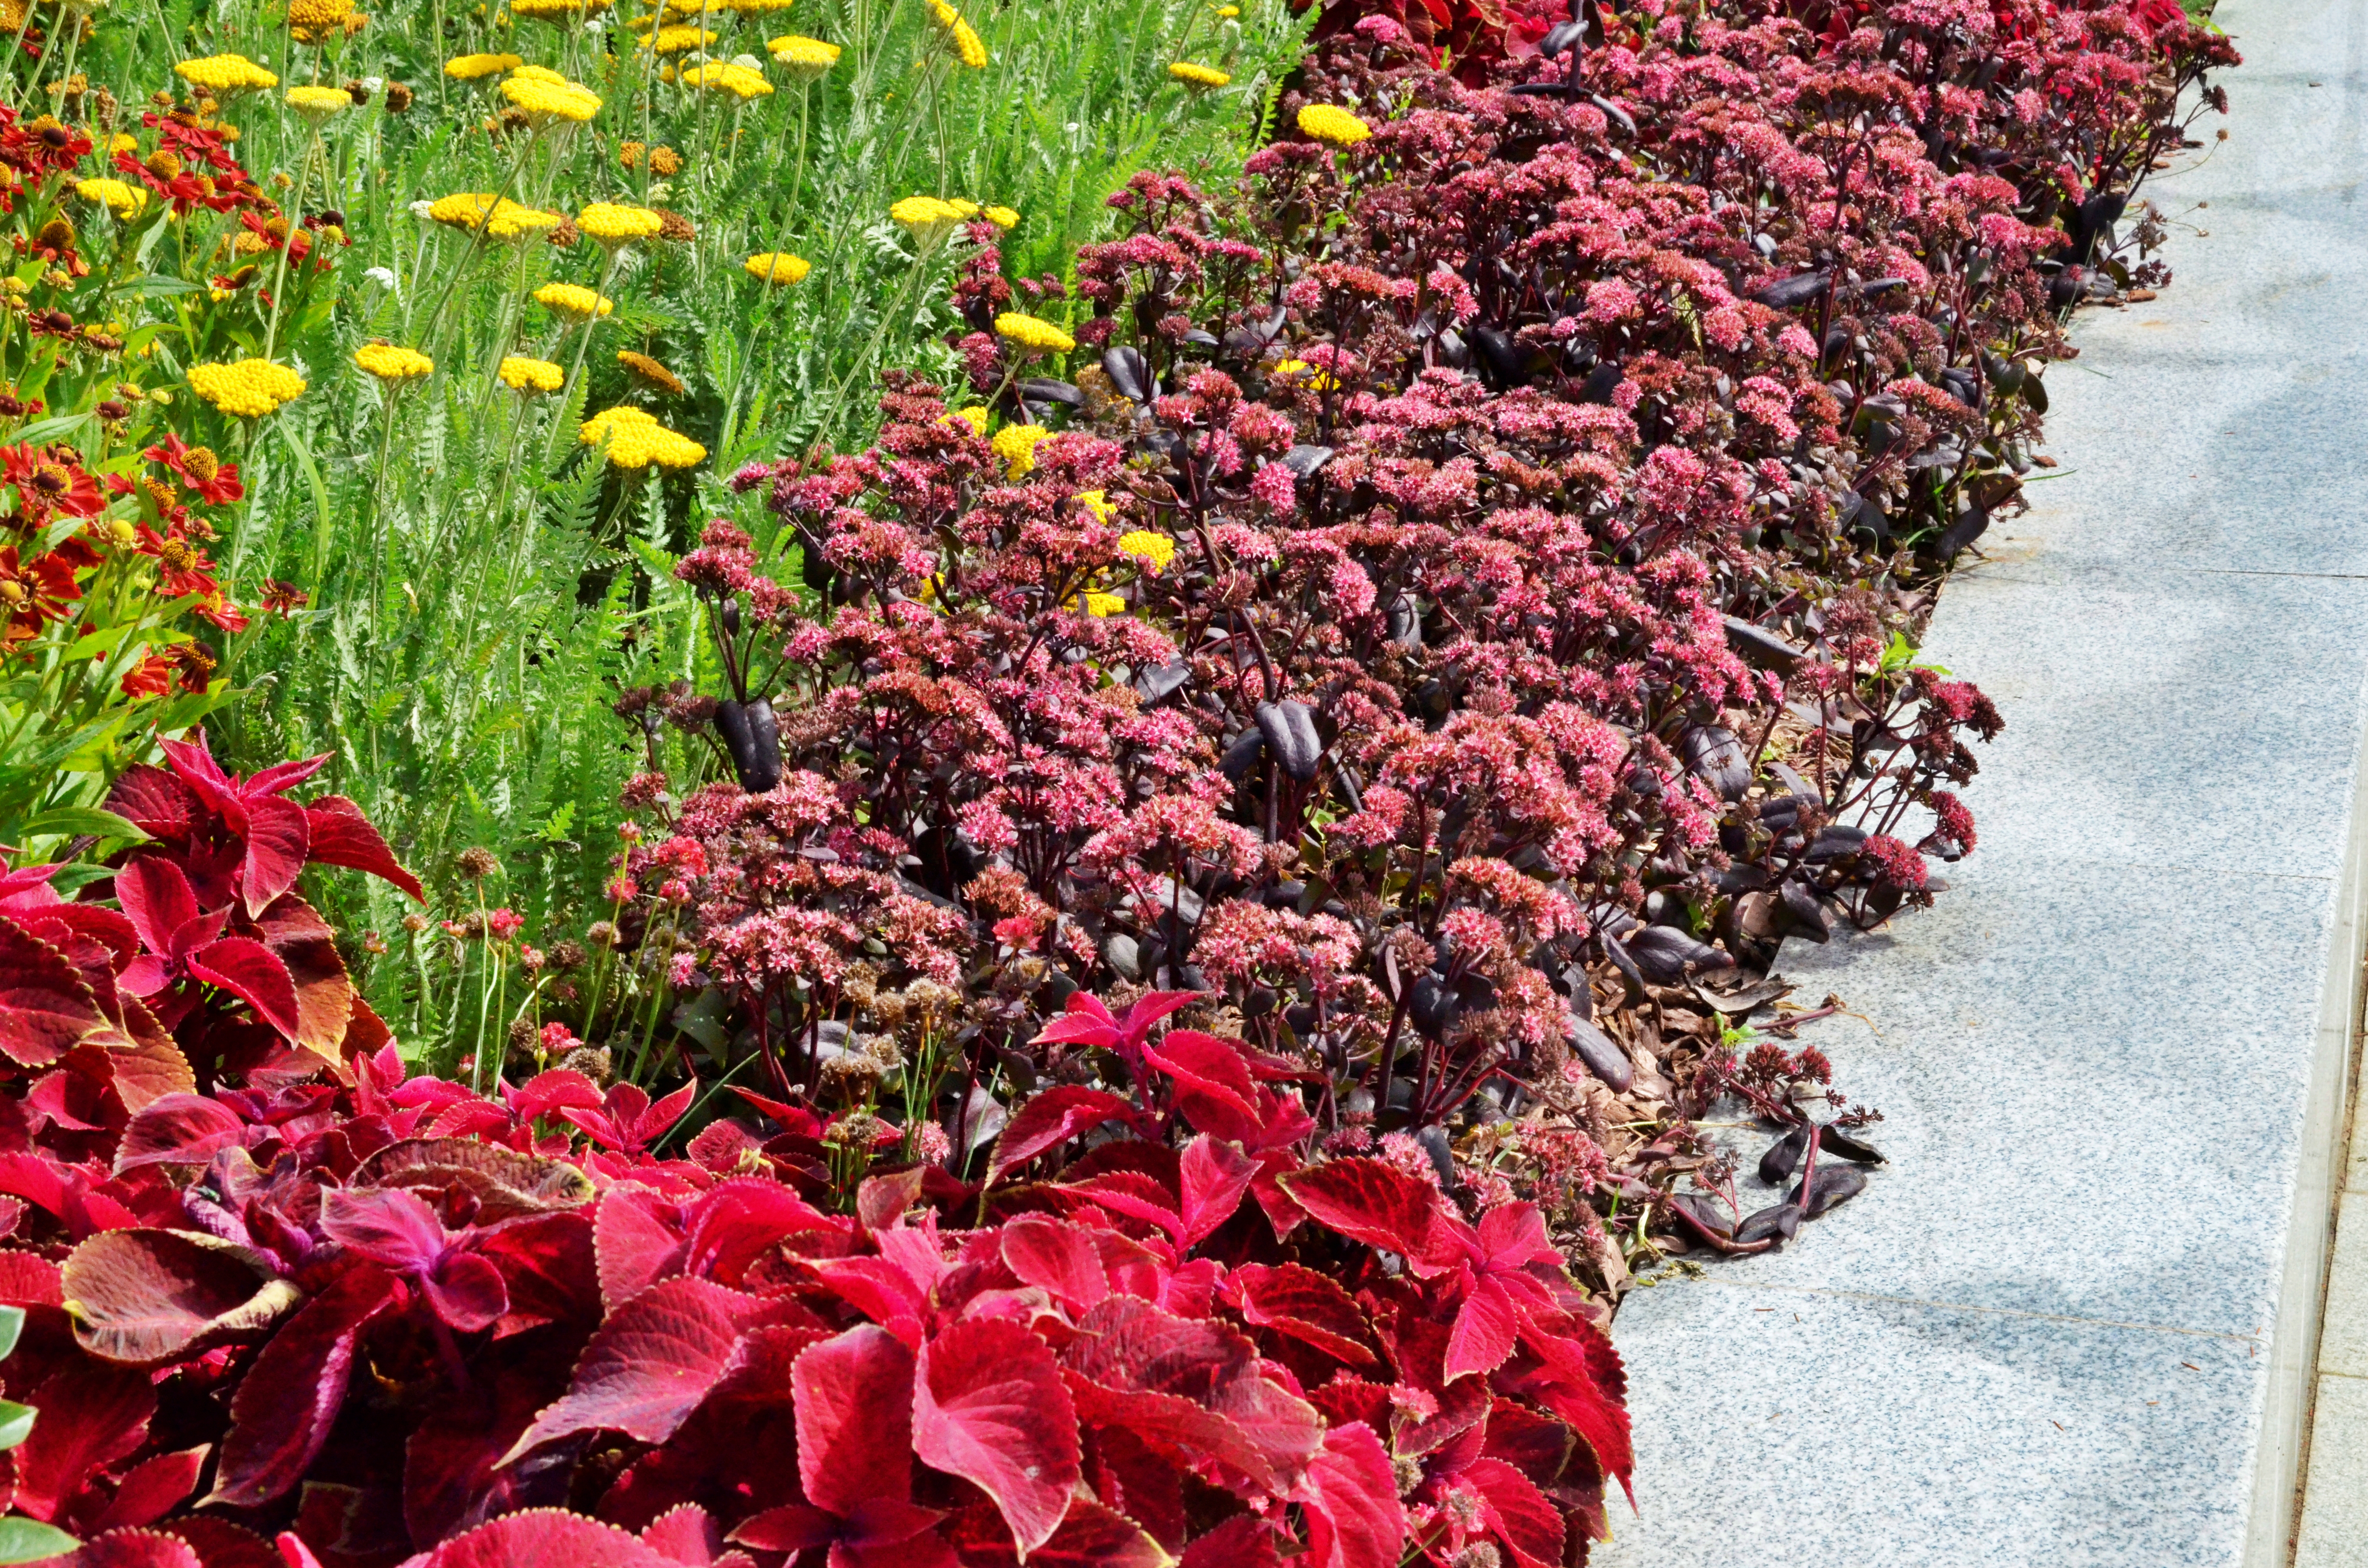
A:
1594 5 2368 1562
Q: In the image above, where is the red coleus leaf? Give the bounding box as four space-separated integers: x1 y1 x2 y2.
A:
1176 1134 1257 1247
301 796 424 902
504 1277 807 1462
232 795 311 919
105 766 194 841
912 1316 1081 1558
1276 1158 1445 1267
0 915 118 1067
998 1215 1108 1313
111 1093 250 1174
206 1263 395 1508
947 1496 1170 1568
60 1228 301 1364
113 858 198 959
1461 1455 1564 1568
990 1088 1140 1179
1177 1516 1283 1568
184 935 302 1042
1289 1422 1403 1568
0 1152 137 1237
1138 1031 1263 1145
13 1359 154 1521
1226 1263 1378 1366
90 1446 210 1533
32 1529 204 1568
155 1517 282 1568
248 894 351 1056
1500 1311 1634 1507
400 1509 678 1568
794 1324 916 1515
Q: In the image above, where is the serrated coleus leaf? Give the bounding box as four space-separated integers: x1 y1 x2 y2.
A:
61 1228 301 1365
1276 1159 1447 1270
1225 1263 1378 1366
111 1094 251 1175
1289 1422 1402 1568
944 1496 1170 1568
89 1446 209 1533
1440 1203 1566 1383
12 1359 154 1521
24 1527 203 1568
319 1187 507 1333
1497 1310 1635 1507
300 796 424 902
206 1263 396 1508
1459 1456 1564 1568
989 1088 1141 1180
912 1316 1080 1558
503 1277 809 1464
0 915 119 1068
400 1509 679 1568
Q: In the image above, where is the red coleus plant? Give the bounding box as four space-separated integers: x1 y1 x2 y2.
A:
0 995 1626 1568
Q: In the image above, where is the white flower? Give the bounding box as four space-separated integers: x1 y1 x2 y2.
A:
731 52 762 69
364 266 398 291
408 198 434 221
360 74 383 92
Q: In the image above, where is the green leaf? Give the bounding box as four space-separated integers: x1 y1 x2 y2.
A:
19 807 148 845
0 1305 23 1363
0 1517 78 1563
0 1402 33 1454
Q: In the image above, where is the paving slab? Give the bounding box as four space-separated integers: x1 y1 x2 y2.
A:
1594 3 2368 1563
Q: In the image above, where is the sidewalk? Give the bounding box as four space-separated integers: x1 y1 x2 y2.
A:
1595 2 2368 1562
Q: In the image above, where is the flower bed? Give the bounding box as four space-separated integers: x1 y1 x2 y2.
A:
0 0 2238 1564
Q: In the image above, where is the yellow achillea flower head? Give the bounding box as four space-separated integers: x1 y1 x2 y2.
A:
994 311 1074 355
499 355 566 393
580 405 705 469
429 192 561 238
287 0 355 41
889 195 963 242
1080 591 1126 617
1168 61 1230 88
1297 104 1371 147
444 51 522 78
510 0 611 21
925 0 987 67
982 204 1019 230
991 422 1050 479
501 72 602 122
680 60 773 98
188 359 306 417
1215 5 1238 14
107 133 136 156
745 251 810 285
617 349 684 394
947 406 987 435
639 24 715 51
74 177 147 218
1271 357 1339 392
722 0 794 11
175 54 278 93
353 343 434 381
285 84 353 121
1076 489 1116 522
508 62 570 84
535 281 615 318
766 34 839 78
577 202 665 247
1117 531 1175 573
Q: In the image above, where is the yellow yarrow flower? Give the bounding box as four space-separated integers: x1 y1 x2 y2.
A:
1076 489 1116 522
285 84 353 122
428 192 560 238
639 23 714 51
535 281 615 318
444 51 522 78
507 62 571 84
722 0 795 11
74 177 147 218
745 251 810 285
499 355 566 393
580 405 706 469
991 422 1050 479
510 0 611 21
766 34 839 78
947 406 987 435
287 0 355 42
1168 61 1230 88
680 60 773 98
994 311 1074 355
353 343 434 381
982 204 1019 230
1271 357 1339 392
106 133 136 156
925 0 987 67
577 202 665 246
889 195 963 242
501 73 602 122
188 359 306 417
1117 531 1175 573
175 54 278 93
1081 592 1126 617
1297 104 1371 147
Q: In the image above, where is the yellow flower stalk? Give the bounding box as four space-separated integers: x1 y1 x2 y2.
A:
74 177 146 218
353 343 434 381
745 251 810 284
679 60 773 98
995 312 1074 355
501 73 602 122
925 0 987 67
991 422 1050 478
284 84 353 122
1297 104 1372 147
444 51 522 78
174 54 278 93
499 355 566 393
188 359 306 417
1117 531 1175 573
765 34 839 78
580 405 705 468
1168 61 1230 88
576 202 665 246
534 281 615 318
